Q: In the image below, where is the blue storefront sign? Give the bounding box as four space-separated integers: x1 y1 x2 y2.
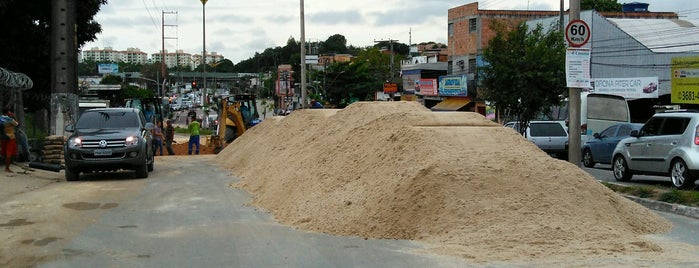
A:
438 75 468 96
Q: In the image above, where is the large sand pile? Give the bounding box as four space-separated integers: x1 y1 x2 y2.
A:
214 101 672 262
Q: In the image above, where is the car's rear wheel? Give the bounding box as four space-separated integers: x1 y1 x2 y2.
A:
613 155 632 182
582 148 595 168
671 159 696 190
65 166 80 181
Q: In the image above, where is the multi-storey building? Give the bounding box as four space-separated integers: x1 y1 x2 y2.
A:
80 47 123 62
80 47 224 70
120 48 149 65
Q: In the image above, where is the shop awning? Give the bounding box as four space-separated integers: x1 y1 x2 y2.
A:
430 98 471 111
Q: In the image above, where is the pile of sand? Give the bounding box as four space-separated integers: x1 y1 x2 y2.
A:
214 101 672 262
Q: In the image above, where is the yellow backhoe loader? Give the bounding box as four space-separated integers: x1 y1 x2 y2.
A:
210 94 260 153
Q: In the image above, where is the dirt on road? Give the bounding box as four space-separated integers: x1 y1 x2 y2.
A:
214 101 699 265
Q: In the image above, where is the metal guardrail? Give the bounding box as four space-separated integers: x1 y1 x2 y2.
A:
0 67 33 90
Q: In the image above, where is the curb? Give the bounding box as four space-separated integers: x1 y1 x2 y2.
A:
623 194 699 220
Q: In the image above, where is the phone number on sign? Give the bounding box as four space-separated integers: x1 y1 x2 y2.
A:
677 91 699 101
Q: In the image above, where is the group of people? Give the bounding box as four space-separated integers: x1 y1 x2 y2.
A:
148 116 200 156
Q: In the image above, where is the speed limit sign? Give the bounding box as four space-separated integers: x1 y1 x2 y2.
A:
565 19 590 47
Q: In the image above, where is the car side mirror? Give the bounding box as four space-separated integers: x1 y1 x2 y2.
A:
64 124 75 132
629 130 639 137
593 133 601 139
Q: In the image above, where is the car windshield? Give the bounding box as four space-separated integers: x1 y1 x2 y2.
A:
76 111 140 129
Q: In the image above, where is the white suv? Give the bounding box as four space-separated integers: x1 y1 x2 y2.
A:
612 110 699 189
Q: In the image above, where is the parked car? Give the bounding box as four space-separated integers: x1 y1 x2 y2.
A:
612 110 699 189
582 122 643 168
505 121 569 159
64 108 155 181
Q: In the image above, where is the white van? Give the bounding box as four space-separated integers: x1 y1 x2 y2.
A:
550 92 631 147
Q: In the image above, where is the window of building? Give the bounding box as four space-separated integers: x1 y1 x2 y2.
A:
448 23 454 36
469 18 477 32
468 59 477 73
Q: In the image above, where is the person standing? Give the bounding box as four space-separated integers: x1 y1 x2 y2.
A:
1 109 19 173
152 120 164 156
164 120 176 155
187 116 200 155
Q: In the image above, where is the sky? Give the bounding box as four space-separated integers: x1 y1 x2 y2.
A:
83 0 699 64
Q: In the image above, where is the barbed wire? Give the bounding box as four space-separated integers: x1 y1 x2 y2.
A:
0 67 33 90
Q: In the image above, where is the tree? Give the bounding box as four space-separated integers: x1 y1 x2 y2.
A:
581 0 622 12
480 21 566 134
321 34 349 54
0 0 107 111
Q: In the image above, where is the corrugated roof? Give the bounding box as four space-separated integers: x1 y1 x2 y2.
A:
608 18 699 53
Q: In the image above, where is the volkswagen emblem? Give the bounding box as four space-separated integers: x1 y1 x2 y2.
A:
99 140 108 148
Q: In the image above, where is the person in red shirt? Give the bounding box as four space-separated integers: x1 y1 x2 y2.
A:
1 108 19 173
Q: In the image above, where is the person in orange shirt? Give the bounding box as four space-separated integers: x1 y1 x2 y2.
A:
1 108 19 173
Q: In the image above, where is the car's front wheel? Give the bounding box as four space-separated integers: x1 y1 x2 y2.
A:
671 159 696 190
613 155 632 182
135 157 149 179
65 166 80 181
582 148 595 168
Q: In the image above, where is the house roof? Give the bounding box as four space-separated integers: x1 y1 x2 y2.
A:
608 18 699 53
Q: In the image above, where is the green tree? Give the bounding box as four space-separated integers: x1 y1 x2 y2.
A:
480 21 566 133
321 34 349 54
581 0 622 12
100 75 123 85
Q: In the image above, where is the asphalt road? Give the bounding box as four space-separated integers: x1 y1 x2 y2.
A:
0 155 466 268
582 163 698 189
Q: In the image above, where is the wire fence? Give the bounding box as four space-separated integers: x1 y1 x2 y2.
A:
0 67 33 90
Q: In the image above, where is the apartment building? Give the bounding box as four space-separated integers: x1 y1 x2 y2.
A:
80 47 225 70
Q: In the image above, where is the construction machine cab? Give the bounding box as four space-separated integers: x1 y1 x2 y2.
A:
211 93 260 153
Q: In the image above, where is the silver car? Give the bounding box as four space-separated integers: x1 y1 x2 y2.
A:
611 110 699 189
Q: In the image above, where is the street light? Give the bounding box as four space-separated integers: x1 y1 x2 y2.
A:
200 0 208 107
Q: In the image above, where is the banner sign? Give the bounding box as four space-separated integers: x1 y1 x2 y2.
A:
438 75 468 96
417 78 438 96
592 77 658 99
98 63 118 74
566 48 591 88
275 65 293 97
401 69 421 92
383 83 398 94
671 56 699 104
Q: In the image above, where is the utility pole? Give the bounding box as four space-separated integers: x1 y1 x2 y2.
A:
50 0 77 136
568 0 582 166
374 39 399 81
162 11 177 98
300 0 307 108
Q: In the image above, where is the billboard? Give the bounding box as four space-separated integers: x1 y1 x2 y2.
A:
401 69 421 92
592 77 658 99
438 75 468 96
417 78 438 96
671 56 699 104
98 63 118 74
276 65 293 96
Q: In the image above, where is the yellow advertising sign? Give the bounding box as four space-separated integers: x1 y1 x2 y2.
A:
671 56 699 104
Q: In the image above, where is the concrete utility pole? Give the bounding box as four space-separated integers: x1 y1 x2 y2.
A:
568 0 582 166
201 0 208 106
50 0 78 136
300 0 307 108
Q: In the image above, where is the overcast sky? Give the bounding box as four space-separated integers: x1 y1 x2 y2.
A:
83 0 698 63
